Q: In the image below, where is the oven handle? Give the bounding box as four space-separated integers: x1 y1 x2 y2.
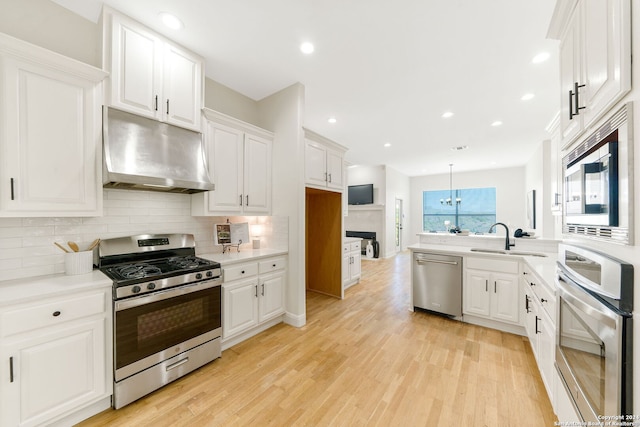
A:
115 279 221 312
556 274 618 330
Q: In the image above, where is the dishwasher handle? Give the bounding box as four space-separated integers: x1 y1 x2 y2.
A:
415 256 459 266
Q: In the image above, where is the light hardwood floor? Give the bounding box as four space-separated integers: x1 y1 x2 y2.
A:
78 251 556 426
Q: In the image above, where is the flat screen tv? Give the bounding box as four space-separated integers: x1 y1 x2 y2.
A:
348 184 374 205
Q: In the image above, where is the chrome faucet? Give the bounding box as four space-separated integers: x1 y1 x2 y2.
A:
489 222 515 250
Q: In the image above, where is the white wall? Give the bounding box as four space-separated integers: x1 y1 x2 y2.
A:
409 166 526 244
257 83 306 327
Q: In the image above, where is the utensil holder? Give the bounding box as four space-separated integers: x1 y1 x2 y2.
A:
64 251 93 275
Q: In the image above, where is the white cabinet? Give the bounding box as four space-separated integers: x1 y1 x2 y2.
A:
222 256 286 343
521 264 557 403
0 287 111 427
104 9 204 131
0 34 107 217
463 257 520 329
304 129 346 192
192 110 273 215
342 240 362 289
552 0 631 145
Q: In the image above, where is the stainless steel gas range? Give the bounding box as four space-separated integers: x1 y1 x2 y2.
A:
98 234 222 409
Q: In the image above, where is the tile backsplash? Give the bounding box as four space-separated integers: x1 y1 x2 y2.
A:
0 189 288 281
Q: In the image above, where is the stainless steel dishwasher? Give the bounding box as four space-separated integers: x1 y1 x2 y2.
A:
412 252 462 318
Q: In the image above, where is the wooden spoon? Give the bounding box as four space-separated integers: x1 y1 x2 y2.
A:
54 242 70 253
86 238 101 251
67 241 80 252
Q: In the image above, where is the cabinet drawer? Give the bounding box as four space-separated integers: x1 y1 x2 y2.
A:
535 281 556 323
350 241 361 252
465 257 519 274
223 263 258 282
1 291 106 337
343 244 350 254
258 257 287 274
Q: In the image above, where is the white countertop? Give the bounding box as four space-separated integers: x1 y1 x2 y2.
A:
0 270 112 307
408 243 558 288
200 248 288 266
344 237 362 243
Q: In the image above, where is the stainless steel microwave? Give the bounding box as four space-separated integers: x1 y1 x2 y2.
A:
562 103 633 244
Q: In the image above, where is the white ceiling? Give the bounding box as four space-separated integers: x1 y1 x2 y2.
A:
52 0 560 176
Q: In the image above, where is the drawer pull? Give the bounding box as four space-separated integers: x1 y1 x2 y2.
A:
9 357 14 383
272 264 276 267
52 311 61 317
529 282 536 287
541 298 547 304
241 270 245 274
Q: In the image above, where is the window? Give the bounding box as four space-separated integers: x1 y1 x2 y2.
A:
423 187 496 233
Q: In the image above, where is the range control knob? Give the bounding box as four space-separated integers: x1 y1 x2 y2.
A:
206 271 213 278
132 285 141 294
196 273 203 280
147 283 156 290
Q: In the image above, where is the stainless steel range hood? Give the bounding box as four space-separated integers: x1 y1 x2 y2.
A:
103 107 214 193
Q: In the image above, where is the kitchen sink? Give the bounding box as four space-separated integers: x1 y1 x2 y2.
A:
469 248 507 254
469 248 547 257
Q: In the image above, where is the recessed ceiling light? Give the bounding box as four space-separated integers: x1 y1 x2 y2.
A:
450 145 468 151
328 117 337 124
159 12 183 30
521 93 535 101
300 42 315 54
491 121 503 127
532 52 550 63
384 143 391 148
442 111 454 118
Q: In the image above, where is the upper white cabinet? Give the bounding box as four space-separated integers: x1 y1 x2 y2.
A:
0 33 107 217
304 128 346 192
103 9 204 132
550 0 631 145
191 109 273 215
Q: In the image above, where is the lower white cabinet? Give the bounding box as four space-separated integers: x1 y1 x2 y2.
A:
222 256 286 342
462 257 521 332
0 287 111 427
521 264 556 403
463 257 520 326
342 240 361 289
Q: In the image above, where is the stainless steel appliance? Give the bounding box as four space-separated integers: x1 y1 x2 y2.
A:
412 252 462 318
98 234 222 409
555 243 633 423
103 107 214 193
562 103 633 244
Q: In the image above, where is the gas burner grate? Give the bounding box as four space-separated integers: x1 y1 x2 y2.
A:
167 256 202 270
113 263 163 279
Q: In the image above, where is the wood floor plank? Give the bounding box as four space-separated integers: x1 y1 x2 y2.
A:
77 251 556 426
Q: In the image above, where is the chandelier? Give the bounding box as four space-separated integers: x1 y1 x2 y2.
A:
440 163 462 205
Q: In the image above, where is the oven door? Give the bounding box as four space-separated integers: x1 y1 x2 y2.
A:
556 273 630 422
114 279 221 382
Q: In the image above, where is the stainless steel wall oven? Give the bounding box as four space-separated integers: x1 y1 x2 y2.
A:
555 243 633 423
99 234 222 409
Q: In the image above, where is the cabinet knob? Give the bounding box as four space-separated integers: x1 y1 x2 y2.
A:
241 270 245 274
541 298 547 303
52 311 61 317
530 282 536 287
272 264 276 267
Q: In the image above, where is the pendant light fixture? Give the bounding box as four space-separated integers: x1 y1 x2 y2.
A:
440 163 462 205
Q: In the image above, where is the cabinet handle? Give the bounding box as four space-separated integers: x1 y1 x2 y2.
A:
166 99 170 115
255 285 258 298
241 270 245 274
530 282 535 287
155 95 158 111
485 279 488 292
573 82 585 117
246 195 249 206
52 311 61 317
9 357 14 383
569 82 585 119
541 298 547 304
239 194 243 206
525 295 530 313
261 283 265 296
10 178 14 200
535 316 541 334
272 263 276 268
568 89 574 119
494 281 497 293
328 173 332 183
523 271 528 275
